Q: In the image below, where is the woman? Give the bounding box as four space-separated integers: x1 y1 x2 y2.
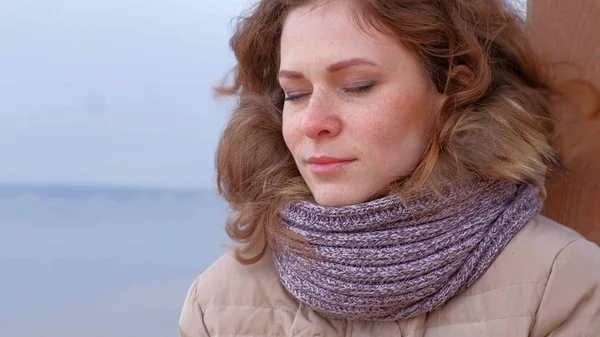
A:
179 0 600 336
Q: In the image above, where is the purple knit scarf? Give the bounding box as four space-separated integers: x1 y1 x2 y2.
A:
273 179 542 321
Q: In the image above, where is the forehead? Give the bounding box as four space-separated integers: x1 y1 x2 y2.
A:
280 0 399 68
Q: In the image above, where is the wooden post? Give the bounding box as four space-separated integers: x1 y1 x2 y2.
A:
527 0 600 243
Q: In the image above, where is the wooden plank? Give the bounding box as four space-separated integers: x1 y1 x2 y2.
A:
527 0 600 243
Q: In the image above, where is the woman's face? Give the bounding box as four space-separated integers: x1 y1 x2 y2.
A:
280 0 444 207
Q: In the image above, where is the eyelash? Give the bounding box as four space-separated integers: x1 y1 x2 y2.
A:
284 83 375 102
345 83 374 94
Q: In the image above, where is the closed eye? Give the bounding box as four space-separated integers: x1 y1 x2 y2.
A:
284 83 375 102
344 83 374 94
284 93 310 102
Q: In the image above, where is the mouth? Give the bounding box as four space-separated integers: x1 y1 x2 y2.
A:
306 156 356 175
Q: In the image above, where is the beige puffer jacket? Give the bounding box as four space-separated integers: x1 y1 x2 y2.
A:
178 215 600 336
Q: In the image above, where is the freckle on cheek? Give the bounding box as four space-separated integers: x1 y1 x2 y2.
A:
371 121 396 145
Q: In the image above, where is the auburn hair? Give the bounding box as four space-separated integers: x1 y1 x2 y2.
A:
214 0 561 264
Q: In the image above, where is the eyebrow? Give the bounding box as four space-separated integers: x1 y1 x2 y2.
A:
278 57 380 80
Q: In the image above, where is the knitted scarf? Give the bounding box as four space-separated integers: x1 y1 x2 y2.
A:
273 179 542 321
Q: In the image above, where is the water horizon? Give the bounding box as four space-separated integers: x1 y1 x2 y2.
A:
0 182 231 337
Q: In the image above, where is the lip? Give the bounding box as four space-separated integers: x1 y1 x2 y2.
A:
306 156 355 174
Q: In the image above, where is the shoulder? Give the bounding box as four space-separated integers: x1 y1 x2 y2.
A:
509 214 600 272
513 214 587 249
426 215 600 333
179 251 301 336
193 249 299 314
524 216 600 336
519 214 600 296
466 214 599 293
475 215 600 334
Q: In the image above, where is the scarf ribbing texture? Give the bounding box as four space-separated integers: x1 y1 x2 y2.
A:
273 179 542 321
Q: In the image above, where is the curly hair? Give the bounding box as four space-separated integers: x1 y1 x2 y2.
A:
214 0 561 264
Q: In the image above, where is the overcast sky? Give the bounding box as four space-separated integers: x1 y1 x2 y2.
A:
0 0 526 189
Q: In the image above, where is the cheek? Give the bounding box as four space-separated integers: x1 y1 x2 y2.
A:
362 95 432 162
366 100 414 146
382 88 434 140
282 114 299 152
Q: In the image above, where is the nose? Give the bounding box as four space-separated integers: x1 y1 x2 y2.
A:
300 92 342 139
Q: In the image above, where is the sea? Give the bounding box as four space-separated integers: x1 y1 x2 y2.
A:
0 183 230 337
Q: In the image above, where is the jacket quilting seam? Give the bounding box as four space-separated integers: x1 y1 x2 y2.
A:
453 281 546 298
417 313 535 330
205 303 297 314
345 320 352 337
529 238 587 335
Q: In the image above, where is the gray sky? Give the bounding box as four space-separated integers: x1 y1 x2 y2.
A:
0 0 525 189
0 0 252 189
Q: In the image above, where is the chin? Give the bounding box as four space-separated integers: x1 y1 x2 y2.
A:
311 189 369 207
